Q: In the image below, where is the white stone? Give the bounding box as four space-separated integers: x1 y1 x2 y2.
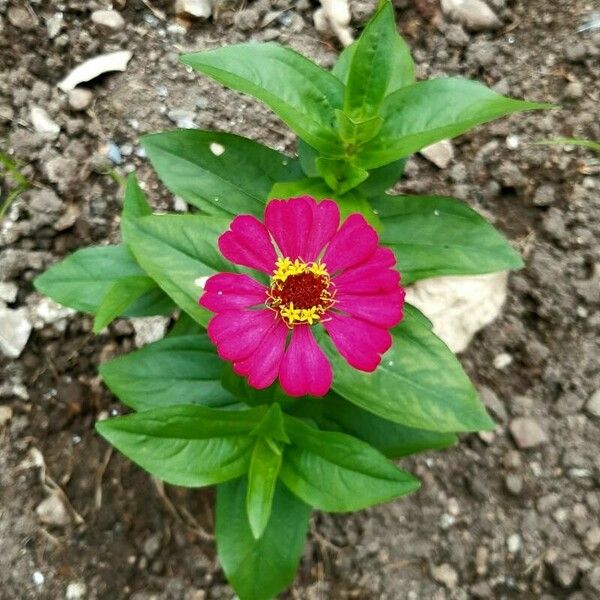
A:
315 0 353 47
32 571 45 586
65 582 87 600
46 13 64 39
420 140 454 168
36 493 71 526
30 297 76 331
493 352 513 369
0 282 18 303
405 272 507 354
58 50 132 92
0 306 32 358
431 563 459 588
175 0 212 18
132 316 169 347
586 389 600 418
507 533 522 553
0 405 13 428
91 9 125 30
441 0 502 32
67 88 93 111
30 106 60 140
509 417 549 449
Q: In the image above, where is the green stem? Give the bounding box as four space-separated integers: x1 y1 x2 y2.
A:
0 150 32 219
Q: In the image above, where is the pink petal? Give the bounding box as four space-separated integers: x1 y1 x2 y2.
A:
335 289 405 328
305 199 339 262
322 214 378 274
200 273 267 313
265 197 312 259
334 266 400 295
218 215 277 274
323 313 392 372
233 319 288 389
279 325 333 397
207 309 276 361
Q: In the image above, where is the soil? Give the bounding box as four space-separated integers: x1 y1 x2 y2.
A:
1 1 599 599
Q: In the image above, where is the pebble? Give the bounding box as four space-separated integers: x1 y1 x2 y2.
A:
552 561 579 588
0 306 32 358
0 282 18 303
36 493 71 526
479 386 507 422
564 81 584 100
233 8 260 31
167 109 197 129
585 565 600 594
30 297 76 332
30 107 60 140
493 352 513 369
0 405 13 428
554 391 585 416
91 9 125 31
68 88 93 111
57 50 132 92
431 563 459 588
46 13 64 39
509 417 549 449
32 571 45 586
132 316 169 347
8 6 36 30
143 534 162 559
585 389 600 418
504 473 523 495
65 582 87 600
566 43 587 63
584 527 600 552
507 533 522 554
533 184 556 206
440 0 502 32
175 0 212 18
420 140 454 169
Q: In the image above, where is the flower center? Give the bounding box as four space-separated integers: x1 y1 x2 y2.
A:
267 257 335 327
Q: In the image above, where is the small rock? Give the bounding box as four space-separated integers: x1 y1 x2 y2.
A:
143 534 161 559
585 389 600 418
91 9 125 30
441 0 502 32
0 306 32 358
479 386 507 422
420 140 454 169
493 352 513 369
30 297 76 332
46 13 64 38
167 109 197 129
555 391 585 416
65 582 87 600
445 23 470 47
8 6 36 30
173 196 188 212
0 405 13 428
543 207 567 240
233 8 260 31
68 88 93 111
585 565 600 594
509 417 549 449
30 107 60 140
533 184 556 206
507 533 522 554
32 571 45 586
0 282 18 303
44 156 79 192
552 561 579 589
57 50 132 92
505 473 523 495
54 204 81 231
475 546 488 576
36 493 71 527
175 0 212 18
564 81 584 100
132 316 169 347
431 563 459 588
584 527 600 552
566 43 587 63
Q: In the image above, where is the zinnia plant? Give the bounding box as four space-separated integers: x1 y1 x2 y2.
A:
35 2 550 598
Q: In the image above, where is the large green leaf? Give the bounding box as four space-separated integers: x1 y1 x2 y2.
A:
318 304 494 432
246 438 283 540
217 478 310 600
96 405 267 487
356 158 407 198
122 214 233 327
290 394 457 458
280 417 419 512
181 43 345 156
343 2 397 119
33 245 174 317
99 335 235 411
373 194 523 284
142 130 303 217
356 79 552 169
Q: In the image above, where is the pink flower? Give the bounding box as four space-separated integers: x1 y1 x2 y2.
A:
199 196 405 398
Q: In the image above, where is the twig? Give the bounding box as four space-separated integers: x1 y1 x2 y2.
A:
94 447 113 510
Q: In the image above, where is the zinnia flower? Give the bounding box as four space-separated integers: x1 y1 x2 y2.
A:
199 196 405 397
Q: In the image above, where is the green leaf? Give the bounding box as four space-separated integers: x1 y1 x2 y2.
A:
167 311 203 337
335 110 383 145
280 417 420 512
100 334 235 411
356 157 408 198
333 34 415 95
96 405 267 487
122 173 151 223
373 194 523 284
315 156 369 195
268 179 381 229
321 394 457 458
318 304 494 432
246 439 283 539
142 130 303 217
93 275 156 333
344 2 397 119
356 79 552 169
181 43 345 156
250 403 290 444
217 478 310 600
34 245 173 317
122 214 233 326
221 365 293 410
